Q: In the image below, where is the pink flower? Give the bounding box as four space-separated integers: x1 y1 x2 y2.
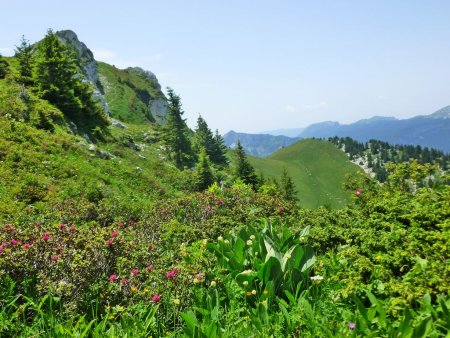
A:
51 255 59 262
69 225 76 232
132 268 139 276
10 239 20 246
5 224 15 232
166 268 179 279
109 274 118 282
22 243 31 249
118 220 124 227
42 233 50 241
59 223 66 230
348 322 356 329
107 239 113 246
215 199 224 206
1 242 7 249
111 230 118 238
146 265 154 271
120 278 128 285
355 189 361 197
151 294 161 303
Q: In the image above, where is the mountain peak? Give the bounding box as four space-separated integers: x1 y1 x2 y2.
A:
430 105 450 119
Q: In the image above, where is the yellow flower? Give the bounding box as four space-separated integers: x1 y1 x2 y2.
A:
263 289 268 295
375 255 382 261
108 315 115 320
144 288 150 293
251 289 257 295
261 300 267 305
105 305 110 311
173 298 180 305
118 306 125 312
243 281 249 286
210 281 217 288
193 278 200 284
131 286 138 293
246 291 252 296
100 293 105 299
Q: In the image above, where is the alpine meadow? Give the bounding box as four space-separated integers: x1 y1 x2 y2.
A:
0 9 449 338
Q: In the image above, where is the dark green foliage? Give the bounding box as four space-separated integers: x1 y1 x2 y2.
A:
0 54 9 79
162 87 193 169
33 29 108 126
233 140 259 189
281 168 298 201
193 116 228 166
193 147 214 191
14 35 34 85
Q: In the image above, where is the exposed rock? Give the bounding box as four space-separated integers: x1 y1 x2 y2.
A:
149 98 168 124
138 155 147 160
111 119 127 129
56 30 110 116
88 144 95 151
143 131 158 143
97 150 115 160
82 133 94 144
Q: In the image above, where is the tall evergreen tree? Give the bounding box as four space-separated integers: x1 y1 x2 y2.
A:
193 147 214 191
193 115 228 166
233 140 258 189
163 87 193 169
281 168 298 201
34 29 107 125
14 35 34 85
0 54 9 79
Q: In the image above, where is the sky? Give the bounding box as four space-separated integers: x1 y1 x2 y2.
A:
1 0 450 134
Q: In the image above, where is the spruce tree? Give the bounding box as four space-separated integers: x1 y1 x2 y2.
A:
233 140 258 189
281 168 298 201
0 54 9 79
163 87 193 169
193 116 228 166
33 29 107 126
193 147 214 191
14 35 34 85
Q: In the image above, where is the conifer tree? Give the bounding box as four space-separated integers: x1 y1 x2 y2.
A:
34 29 107 125
233 140 258 189
0 54 9 79
14 35 34 85
163 87 193 169
281 168 298 201
193 147 214 191
193 116 228 166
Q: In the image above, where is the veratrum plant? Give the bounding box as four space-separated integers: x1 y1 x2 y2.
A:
207 219 315 302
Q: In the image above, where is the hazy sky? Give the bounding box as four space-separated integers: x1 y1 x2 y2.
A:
1 0 450 133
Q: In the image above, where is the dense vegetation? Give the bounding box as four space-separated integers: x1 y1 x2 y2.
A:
0 30 449 337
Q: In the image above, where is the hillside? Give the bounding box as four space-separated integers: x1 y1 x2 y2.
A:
248 138 360 208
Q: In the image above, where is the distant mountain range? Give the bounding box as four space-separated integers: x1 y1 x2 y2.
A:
224 106 450 156
223 131 300 157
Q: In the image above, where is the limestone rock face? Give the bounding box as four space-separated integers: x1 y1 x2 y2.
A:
56 30 110 115
149 98 168 125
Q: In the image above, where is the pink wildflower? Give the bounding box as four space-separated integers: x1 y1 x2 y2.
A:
111 230 118 238
23 243 31 249
120 278 128 285
215 199 224 206
109 274 118 282
42 233 50 241
166 268 179 279
69 225 76 232
107 239 113 246
10 239 20 246
59 223 66 230
51 255 59 262
151 294 161 303
355 189 361 197
132 268 139 276
146 265 154 271
118 220 124 227
348 322 356 329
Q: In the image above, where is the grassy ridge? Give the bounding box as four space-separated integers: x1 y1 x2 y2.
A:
249 138 360 208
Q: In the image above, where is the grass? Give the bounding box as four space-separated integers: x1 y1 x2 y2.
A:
248 138 361 208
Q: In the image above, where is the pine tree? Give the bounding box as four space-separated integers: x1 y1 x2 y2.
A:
193 148 214 191
0 54 9 79
281 168 298 201
192 115 228 166
233 140 258 189
33 29 107 125
212 129 229 166
162 87 193 169
14 35 34 85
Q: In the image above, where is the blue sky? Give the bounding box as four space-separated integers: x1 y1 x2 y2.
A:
1 0 450 133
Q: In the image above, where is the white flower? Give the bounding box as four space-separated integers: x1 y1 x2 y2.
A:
241 269 253 275
210 281 217 287
217 236 224 242
224 239 230 244
310 275 324 281
243 281 249 286
250 235 256 240
246 240 253 246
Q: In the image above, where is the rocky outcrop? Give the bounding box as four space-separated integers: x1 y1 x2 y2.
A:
149 98 167 124
56 30 110 116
